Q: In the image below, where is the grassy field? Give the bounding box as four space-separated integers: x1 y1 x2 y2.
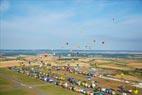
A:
39 84 81 95
0 57 142 95
0 75 33 95
0 68 79 95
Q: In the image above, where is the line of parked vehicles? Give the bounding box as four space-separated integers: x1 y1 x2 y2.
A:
9 65 136 95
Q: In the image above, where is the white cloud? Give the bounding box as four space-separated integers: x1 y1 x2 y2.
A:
0 0 10 12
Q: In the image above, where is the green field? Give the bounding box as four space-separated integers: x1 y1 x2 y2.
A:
0 68 79 95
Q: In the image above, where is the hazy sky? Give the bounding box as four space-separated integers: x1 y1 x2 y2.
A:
0 0 142 50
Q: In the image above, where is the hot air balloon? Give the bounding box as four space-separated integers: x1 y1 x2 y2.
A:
102 41 104 44
112 18 115 22
76 52 79 55
66 42 69 46
93 40 96 50
93 40 96 43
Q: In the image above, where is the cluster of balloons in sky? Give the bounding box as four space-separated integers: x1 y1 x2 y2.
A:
65 40 105 50
63 18 117 50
